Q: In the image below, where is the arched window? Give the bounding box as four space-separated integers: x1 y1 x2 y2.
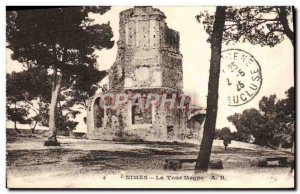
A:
131 97 152 125
94 97 104 128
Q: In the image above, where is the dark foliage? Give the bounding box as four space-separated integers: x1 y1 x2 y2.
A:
196 6 294 47
228 87 294 148
6 7 114 140
6 67 51 132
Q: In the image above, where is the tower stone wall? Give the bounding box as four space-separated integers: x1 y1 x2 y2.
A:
109 6 183 91
87 6 205 142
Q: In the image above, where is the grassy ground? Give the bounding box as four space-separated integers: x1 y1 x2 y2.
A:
6 132 294 188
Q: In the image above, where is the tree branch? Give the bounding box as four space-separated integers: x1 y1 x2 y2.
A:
277 7 294 46
24 100 39 114
265 29 285 39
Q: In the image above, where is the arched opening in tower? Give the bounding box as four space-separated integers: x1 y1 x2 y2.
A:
94 97 104 128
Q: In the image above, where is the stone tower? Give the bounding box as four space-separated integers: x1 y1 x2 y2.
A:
86 6 205 141
109 6 183 91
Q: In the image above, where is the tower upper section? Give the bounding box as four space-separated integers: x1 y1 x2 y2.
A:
118 6 180 52
109 6 183 91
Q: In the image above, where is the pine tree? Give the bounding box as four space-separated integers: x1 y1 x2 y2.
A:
195 6 226 172
7 7 114 145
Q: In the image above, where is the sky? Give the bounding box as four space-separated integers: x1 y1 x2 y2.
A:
6 6 294 131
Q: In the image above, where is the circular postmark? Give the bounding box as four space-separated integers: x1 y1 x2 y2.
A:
221 49 262 106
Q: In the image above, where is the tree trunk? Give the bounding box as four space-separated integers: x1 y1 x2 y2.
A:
44 70 62 146
14 121 21 134
31 120 38 134
278 7 294 46
14 101 21 134
195 6 226 173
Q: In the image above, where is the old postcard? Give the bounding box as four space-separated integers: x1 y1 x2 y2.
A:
6 6 295 189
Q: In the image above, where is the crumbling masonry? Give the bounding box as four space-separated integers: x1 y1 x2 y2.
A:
86 6 205 141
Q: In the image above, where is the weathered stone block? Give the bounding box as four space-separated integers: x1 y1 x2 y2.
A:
209 159 223 169
251 158 268 167
166 160 182 170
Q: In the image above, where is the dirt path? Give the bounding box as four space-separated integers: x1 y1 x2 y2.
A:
6 136 294 188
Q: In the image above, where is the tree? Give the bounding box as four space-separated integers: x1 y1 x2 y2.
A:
228 109 272 146
228 87 295 148
214 129 222 139
6 72 28 134
195 5 294 172
6 66 84 134
30 101 49 134
214 127 232 140
271 87 294 149
56 99 80 133
195 6 226 173
231 131 252 143
6 102 29 134
7 7 114 145
220 127 232 140
6 67 51 134
62 68 108 108
196 6 294 47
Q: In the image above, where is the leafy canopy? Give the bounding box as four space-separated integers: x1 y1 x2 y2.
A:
7 6 114 92
196 6 294 47
228 87 294 147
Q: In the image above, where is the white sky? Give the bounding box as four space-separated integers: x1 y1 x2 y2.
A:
6 6 294 131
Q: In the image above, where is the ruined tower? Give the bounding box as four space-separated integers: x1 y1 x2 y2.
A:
86 6 205 141
109 6 183 91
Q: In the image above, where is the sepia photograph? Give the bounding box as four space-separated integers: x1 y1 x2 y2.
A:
5 5 295 189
